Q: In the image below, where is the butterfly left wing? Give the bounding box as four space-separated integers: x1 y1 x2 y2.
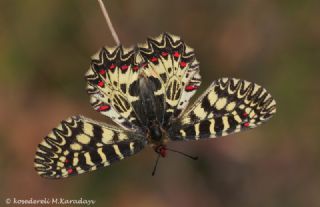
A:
34 116 146 179
168 78 276 141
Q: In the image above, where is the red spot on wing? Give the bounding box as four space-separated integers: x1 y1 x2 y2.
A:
142 63 148 68
67 168 73 174
161 52 168 57
97 81 104 87
98 105 110 111
121 65 128 71
133 65 139 71
173 51 180 58
185 85 198 92
109 64 116 70
180 61 187 68
243 112 248 117
65 159 69 163
99 69 106 75
151 57 158 62
244 122 250 127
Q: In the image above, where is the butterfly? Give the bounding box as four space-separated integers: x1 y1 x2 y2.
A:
34 33 276 178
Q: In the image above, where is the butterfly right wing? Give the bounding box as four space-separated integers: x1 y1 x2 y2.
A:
34 116 146 179
168 78 276 141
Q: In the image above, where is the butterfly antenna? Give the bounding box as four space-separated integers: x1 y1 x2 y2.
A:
166 147 199 160
152 153 161 176
97 0 120 45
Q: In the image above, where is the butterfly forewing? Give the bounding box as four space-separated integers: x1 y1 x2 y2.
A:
34 116 146 178
168 78 276 140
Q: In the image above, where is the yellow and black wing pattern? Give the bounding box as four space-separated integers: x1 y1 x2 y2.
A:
35 33 277 179
34 116 146 179
138 33 201 126
85 46 144 131
168 78 276 140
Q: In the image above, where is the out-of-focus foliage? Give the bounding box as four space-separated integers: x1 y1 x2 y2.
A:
0 0 319 206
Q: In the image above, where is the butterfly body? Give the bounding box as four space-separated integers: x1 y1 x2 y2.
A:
138 74 170 156
34 33 276 178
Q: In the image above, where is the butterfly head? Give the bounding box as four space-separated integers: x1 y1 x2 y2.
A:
147 121 168 144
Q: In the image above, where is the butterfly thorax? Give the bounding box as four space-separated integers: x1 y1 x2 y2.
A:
149 123 162 142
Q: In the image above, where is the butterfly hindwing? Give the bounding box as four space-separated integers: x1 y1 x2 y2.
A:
34 116 146 179
86 47 144 131
138 33 201 126
168 78 276 140
86 34 202 130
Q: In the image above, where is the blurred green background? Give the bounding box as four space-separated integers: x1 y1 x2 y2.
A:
0 0 319 206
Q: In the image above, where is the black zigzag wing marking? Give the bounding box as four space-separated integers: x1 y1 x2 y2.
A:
168 78 276 141
34 116 146 179
138 33 201 127
86 46 144 131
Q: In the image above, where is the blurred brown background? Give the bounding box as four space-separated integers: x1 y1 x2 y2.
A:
0 0 319 206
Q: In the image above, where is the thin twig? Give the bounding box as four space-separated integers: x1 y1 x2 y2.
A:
97 0 120 45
